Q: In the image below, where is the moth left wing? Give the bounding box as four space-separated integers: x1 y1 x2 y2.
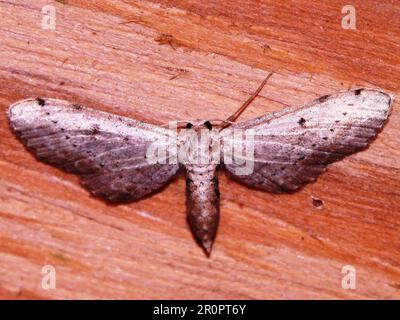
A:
8 98 179 202
221 89 392 193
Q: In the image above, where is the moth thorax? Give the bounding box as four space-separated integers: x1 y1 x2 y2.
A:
186 163 218 176
178 128 220 165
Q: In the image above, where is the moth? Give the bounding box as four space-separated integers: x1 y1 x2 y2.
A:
7 73 393 256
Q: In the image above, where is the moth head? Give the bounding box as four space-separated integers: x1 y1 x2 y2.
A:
182 120 214 131
203 121 213 130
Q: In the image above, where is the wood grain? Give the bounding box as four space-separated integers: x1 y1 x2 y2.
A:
0 0 399 299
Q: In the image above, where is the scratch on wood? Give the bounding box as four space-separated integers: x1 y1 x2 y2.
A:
169 68 188 80
155 34 179 50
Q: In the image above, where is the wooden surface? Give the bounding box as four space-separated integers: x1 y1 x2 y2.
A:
0 0 399 299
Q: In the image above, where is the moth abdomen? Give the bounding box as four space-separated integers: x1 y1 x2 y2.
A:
185 164 220 256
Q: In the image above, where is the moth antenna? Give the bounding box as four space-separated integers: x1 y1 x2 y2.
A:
225 72 274 124
157 122 170 128
207 119 235 125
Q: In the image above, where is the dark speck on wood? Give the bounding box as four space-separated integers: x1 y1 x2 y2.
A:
311 197 324 209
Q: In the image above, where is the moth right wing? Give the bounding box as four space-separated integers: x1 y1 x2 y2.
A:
221 89 392 193
8 98 179 202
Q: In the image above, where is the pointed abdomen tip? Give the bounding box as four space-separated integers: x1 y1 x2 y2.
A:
202 239 213 257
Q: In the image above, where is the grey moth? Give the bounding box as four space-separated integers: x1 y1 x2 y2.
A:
7 74 393 256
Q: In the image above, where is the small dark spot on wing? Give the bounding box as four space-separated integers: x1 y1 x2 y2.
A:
317 95 330 103
355 88 363 95
36 97 45 106
72 104 83 110
298 117 306 126
204 121 212 130
186 177 193 185
90 124 100 135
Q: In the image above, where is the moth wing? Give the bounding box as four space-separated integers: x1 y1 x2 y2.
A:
8 98 179 202
221 89 392 192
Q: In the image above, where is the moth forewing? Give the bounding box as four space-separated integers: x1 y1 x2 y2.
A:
145 126 179 165
220 127 256 176
8 98 180 202
223 89 393 193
